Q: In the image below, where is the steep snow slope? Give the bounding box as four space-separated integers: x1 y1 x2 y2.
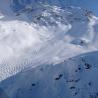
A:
1 51 98 98
0 0 98 98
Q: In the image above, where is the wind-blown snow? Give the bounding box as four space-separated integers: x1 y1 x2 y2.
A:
0 1 98 98
0 0 98 82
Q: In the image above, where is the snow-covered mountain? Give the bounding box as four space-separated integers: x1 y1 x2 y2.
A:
0 0 98 98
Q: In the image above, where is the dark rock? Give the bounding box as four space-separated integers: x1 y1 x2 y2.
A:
55 74 63 80
32 83 36 86
88 82 92 86
70 86 76 89
75 79 80 82
85 63 92 69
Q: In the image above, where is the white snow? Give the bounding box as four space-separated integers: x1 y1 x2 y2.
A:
0 1 98 81
0 1 98 98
